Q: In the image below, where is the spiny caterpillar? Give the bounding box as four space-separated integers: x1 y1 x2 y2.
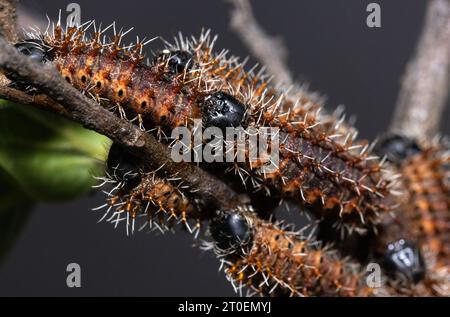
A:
207 208 378 297
5 13 450 298
370 211 426 284
364 134 450 296
208 208 449 297
10 18 400 234
94 143 206 236
375 135 450 266
372 221 450 297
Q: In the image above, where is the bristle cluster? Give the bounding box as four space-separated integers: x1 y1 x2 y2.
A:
368 136 450 295
381 247 450 297
18 19 401 232
15 17 442 297
399 142 450 265
251 129 395 233
94 170 205 236
210 211 376 297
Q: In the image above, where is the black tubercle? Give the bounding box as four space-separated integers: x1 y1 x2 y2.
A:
201 92 246 131
374 134 422 164
155 50 194 77
384 239 426 283
210 211 253 253
106 143 142 191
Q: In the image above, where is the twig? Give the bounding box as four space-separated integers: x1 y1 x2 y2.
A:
0 0 17 42
0 36 246 210
228 0 292 86
227 0 325 105
0 86 69 116
390 0 450 139
0 0 17 87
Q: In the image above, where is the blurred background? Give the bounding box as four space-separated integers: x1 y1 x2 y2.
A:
0 0 448 296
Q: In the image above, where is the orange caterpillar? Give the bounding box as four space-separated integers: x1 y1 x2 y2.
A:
369 135 450 295
401 144 450 265
13 19 398 232
94 143 205 235
375 135 450 265
104 171 204 235
208 209 378 297
8 17 449 297
367 212 449 296
209 208 449 297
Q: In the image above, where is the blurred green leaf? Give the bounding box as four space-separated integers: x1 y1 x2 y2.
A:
0 100 111 201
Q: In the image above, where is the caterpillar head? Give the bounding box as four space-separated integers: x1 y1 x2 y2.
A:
384 239 426 283
155 50 194 77
209 210 253 254
201 92 246 131
7 39 51 90
106 143 142 191
14 38 51 64
375 134 422 164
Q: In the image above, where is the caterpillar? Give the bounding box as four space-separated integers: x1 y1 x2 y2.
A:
369 134 450 295
370 212 426 283
375 134 450 266
93 143 206 236
400 143 450 265
208 208 450 297
4 13 449 298
373 227 450 297
207 208 379 297
8 18 400 233
389 248 450 296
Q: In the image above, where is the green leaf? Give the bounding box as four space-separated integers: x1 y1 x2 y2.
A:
0 100 111 201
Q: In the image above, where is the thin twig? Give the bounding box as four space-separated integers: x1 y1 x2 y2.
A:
0 0 17 42
228 0 292 86
227 0 324 105
390 0 450 139
0 86 69 116
0 36 246 210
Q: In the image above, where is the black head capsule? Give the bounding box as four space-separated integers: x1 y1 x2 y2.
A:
201 92 246 131
167 50 193 74
374 134 422 164
155 50 194 77
384 239 426 283
210 211 253 253
8 39 51 90
106 143 142 191
14 39 50 63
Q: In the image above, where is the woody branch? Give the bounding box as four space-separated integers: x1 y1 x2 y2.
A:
0 0 247 211
227 0 292 87
390 0 450 139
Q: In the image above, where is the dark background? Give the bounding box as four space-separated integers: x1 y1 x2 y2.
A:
0 0 448 296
